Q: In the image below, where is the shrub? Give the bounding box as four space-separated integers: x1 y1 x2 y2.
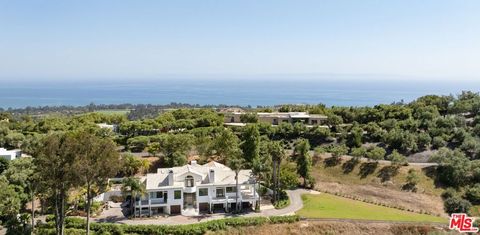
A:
269 215 300 223
441 188 457 200
387 150 408 166
432 136 447 149
406 168 420 186
350 146 367 158
465 184 480 205
36 228 86 235
279 165 299 189
45 214 55 223
444 197 472 215
38 215 301 235
366 147 386 161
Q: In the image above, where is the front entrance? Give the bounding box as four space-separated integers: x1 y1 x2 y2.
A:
183 193 196 208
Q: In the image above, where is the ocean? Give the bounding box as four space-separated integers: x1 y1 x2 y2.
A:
1 78 480 109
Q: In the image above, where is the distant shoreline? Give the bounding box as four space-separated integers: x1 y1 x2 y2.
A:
2 79 479 109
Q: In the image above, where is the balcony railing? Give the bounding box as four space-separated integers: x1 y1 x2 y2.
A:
136 200 149 206
135 198 167 206
150 198 166 204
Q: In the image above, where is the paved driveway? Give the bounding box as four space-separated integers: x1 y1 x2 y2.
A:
260 189 317 216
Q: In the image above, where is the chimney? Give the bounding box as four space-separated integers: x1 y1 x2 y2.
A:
191 160 197 166
209 169 215 183
168 169 174 186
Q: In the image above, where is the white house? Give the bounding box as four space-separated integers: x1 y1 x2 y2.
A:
97 123 119 132
135 161 258 216
0 148 22 161
223 111 328 126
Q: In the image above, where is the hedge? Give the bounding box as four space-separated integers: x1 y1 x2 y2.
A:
37 215 300 235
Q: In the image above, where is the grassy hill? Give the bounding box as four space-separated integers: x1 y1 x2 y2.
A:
309 156 446 217
297 194 446 223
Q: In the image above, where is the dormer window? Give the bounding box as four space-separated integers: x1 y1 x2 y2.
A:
185 175 194 187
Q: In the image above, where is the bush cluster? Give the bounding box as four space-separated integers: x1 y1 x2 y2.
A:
37 215 300 235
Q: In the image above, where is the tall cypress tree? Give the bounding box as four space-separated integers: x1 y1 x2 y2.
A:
241 124 260 166
294 139 312 187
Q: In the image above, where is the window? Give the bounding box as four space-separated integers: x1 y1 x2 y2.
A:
199 188 208 196
226 187 236 193
150 191 163 198
185 175 194 187
174 190 181 199
216 188 225 198
311 120 318 125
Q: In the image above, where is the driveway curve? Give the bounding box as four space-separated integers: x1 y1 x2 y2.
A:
260 189 316 216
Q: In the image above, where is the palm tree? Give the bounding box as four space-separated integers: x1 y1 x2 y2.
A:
227 152 245 213
268 141 285 203
121 177 146 218
140 159 151 174
251 154 270 212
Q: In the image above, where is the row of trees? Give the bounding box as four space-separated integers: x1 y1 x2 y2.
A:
0 131 120 235
429 147 480 214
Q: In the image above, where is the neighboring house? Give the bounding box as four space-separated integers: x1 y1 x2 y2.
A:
0 148 22 161
97 123 119 132
223 112 328 126
135 161 258 216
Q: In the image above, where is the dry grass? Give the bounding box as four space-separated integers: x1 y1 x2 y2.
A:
310 157 447 217
208 221 455 235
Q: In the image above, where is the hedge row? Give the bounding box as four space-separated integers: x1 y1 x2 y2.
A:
38 215 300 235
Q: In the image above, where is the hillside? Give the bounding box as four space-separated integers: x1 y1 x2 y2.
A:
310 156 446 217
209 221 453 235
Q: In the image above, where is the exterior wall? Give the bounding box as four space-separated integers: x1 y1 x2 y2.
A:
308 117 327 125
137 184 257 216
258 116 293 125
223 113 242 123
166 188 183 211
257 116 275 124
196 186 212 203
0 150 20 161
0 154 16 161
225 113 310 125
224 112 327 125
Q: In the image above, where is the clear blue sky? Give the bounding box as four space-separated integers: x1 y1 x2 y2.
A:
1 0 479 81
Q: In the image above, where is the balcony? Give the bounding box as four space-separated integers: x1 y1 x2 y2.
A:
135 198 166 206
135 200 149 206
150 198 166 205
241 191 257 200
210 195 239 203
183 186 196 193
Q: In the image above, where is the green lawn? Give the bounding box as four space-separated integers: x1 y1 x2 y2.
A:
93 109 130 115
297 193 447 223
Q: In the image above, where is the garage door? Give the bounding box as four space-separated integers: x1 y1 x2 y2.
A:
199 203 209 212
170 205 181 215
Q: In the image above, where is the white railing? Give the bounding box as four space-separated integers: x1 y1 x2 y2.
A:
150 198 166 204
135 200 149 206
